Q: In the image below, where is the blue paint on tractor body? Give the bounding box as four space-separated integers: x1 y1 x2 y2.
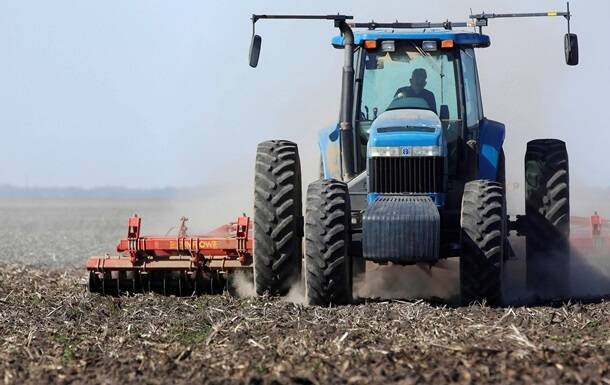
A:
367 110 445 149
477 118 505 180
318 124 340 179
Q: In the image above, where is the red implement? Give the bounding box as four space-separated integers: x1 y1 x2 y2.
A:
86 215 252 295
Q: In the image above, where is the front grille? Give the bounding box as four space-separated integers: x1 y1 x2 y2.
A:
368 156 444 194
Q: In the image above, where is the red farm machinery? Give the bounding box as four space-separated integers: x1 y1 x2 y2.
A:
86 215 252 295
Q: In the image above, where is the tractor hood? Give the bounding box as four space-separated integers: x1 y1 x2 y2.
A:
367 109 446 153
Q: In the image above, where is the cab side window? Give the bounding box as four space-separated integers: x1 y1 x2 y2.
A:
461 48 483 139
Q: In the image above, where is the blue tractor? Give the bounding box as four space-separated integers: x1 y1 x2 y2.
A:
249 6 579 306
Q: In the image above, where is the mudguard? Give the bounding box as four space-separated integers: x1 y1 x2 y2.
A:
478 118 505 181
318 124 341 180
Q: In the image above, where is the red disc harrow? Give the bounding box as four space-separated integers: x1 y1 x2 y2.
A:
86 215 252 295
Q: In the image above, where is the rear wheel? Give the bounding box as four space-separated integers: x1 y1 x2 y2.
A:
460 180 506 306
253 140 303 296
525 139 570 296
305 179 352 306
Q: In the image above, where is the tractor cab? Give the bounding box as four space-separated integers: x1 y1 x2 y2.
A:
331 30 491 182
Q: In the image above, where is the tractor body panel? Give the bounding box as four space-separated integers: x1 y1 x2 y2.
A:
367 109 445 147
318 125 341 179
478 118 506 180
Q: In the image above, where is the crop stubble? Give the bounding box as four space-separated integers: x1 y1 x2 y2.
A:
0 264 609 385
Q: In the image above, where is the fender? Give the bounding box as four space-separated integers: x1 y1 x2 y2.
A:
478 118 505 181
318 124 341 179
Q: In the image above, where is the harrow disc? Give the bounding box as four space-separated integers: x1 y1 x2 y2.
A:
88 269 230 296
88 271 103 293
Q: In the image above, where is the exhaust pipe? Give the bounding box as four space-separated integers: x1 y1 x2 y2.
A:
338 21 356 181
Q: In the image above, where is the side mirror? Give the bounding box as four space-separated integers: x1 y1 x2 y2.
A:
564 33 579 66
249 34 262 68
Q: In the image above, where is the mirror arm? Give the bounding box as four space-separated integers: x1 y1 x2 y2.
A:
565 1 571 35
251 14 260 41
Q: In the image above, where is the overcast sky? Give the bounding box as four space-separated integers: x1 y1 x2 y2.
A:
0 0 606 191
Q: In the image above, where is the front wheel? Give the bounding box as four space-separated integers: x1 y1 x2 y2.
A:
460 180 506 306
305 179 352 306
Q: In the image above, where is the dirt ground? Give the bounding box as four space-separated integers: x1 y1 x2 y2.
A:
1 264 609 385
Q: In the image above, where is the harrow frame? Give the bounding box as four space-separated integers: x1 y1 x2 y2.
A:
86 215 252 295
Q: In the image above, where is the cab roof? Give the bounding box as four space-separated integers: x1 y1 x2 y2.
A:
331 29 491 48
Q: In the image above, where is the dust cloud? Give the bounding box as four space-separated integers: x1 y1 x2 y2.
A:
284 280 307 305
355 260 460 303
569 244 610 298
352 233 610 305
230 270 306 304
503 236 610 304
231 270 256 298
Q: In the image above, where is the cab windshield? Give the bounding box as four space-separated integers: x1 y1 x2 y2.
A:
362 42 462 116
357 40 462 172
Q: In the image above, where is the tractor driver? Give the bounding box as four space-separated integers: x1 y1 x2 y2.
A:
394 68 437 114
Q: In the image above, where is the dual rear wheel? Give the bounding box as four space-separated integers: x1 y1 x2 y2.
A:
459 139 571 305
253 140 352 306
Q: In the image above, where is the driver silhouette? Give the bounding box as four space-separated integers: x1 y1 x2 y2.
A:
394 68 437 113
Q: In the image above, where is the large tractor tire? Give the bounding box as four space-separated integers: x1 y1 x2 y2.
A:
525 139 570 296
253 140 303 296
460 180 506 306
305 179 352 306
